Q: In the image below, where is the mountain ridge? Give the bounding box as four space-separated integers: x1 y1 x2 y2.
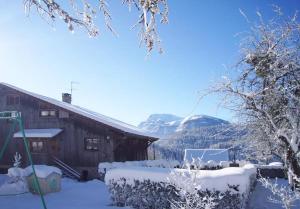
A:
139 114 242 161
138 113 230 138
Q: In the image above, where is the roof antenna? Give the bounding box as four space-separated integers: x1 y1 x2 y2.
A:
70 81 79 99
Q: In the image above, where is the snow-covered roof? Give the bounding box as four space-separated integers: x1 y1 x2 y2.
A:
1 83 157 139
13 129 63 138
184 149 229 163
25 165 62 178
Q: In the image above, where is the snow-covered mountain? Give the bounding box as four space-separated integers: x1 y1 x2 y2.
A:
139 114 245 161
138 114 183 137
176 115 230 132
138 114 230 137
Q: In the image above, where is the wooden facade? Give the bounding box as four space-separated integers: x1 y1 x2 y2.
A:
0 83 157 177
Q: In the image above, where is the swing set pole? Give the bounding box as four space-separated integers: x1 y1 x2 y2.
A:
0 111 48 209
17 115 48 209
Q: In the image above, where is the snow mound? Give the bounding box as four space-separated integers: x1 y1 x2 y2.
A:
8 167 27 178
0 178 28 195
268 162 283 167
255 162 284 169
0 168 29 195
25 165 62 178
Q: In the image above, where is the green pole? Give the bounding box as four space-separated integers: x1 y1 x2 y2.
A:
0 119 17 161
17 116 48 209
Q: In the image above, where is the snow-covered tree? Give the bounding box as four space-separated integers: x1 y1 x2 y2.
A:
259 177 300 209
210 7 300 187
23 0 168 54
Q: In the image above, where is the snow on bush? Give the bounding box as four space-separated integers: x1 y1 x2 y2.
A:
255 162 284 169
8 167 27 179
0 153 29 195
105 164 257 209
255 162 285 179
98 159 181 174
0 167 28 195
219 161 230 168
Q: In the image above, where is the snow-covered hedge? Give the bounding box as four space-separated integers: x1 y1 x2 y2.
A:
99 159 250 176
105 164 257 209
98 160 181 174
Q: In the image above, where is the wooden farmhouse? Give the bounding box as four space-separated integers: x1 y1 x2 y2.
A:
0 83 157 178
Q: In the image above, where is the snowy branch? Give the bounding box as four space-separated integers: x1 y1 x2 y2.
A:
23 0 169 54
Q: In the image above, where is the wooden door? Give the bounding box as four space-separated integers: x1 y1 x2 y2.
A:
28 138 49 164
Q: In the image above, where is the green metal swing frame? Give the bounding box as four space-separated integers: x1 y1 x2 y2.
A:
0 111 47 209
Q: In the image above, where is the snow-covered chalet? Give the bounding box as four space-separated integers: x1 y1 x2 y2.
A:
0 83 157 178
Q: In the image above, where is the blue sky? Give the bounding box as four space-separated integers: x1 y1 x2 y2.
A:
0 0 299 125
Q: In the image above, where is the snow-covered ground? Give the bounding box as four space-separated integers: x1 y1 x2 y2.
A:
1 173 300 209
0 176 128 209
248 178 300 209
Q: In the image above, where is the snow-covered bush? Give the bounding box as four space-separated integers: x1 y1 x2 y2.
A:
105 164 257 209
170 190 220 209
259 177 300 209
0 152 28 195
168 167 221 209
8 153 25 184
108 178 180 208
255 162 284 169
255 162 286 179
13 152 22 168
0 160 28 196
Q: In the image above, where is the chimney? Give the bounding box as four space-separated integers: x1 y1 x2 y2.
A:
62 93 72 104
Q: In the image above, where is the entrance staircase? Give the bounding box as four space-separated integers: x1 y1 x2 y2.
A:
51 156 81 180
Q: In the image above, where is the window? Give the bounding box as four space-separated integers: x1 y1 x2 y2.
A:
85 138 99 151
31 141 45 153
6 95 20 106
40 110 57 117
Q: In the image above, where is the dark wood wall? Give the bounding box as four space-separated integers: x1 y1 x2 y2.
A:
0 84 150 170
